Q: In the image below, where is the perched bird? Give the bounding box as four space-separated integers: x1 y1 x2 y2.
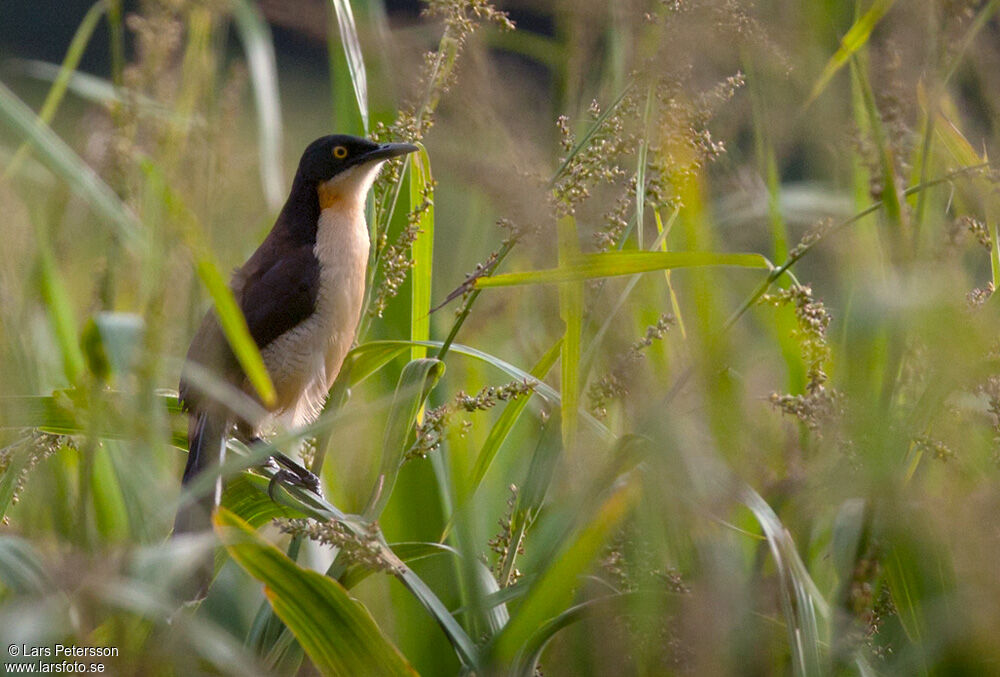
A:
174 135 418 545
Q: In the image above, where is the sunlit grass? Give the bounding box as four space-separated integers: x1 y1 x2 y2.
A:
2 0 1000 675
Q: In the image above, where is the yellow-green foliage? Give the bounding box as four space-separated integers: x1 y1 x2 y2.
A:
2 1 1000 675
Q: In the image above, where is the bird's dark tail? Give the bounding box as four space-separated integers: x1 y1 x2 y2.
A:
174 410 228 534
173 410 227 599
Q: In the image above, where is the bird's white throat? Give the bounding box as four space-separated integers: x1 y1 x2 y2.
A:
317 160 386 210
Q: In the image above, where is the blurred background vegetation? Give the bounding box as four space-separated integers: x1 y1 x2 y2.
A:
2 0 1000 675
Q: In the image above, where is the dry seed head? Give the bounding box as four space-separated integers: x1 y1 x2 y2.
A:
411 379 537 459
588 314 675 419
760 285 842 430
912 435 956 462
276 518 402 575
967 282 994 309
0 432 72 524
488 484 524 587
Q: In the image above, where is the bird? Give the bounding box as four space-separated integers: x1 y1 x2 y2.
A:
173 135 418 552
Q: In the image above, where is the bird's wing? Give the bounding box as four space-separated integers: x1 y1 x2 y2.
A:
179 244 320 411
239 243 321 350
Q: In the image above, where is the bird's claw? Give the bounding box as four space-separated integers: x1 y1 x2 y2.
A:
268 469 309 500
265 454 323 499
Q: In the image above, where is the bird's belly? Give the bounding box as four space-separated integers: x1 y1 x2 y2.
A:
258 209 369 430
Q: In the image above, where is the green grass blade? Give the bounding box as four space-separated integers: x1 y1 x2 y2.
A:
468 339 561 490
941 0 1000 86
496 415 561 589
362 358 445 521
475 251 769 288
850 56 904 251
1 0 107 181
557 215 582 450
493 477 639 662
805 0 898 107
513 591 670 677
222 473 303 528
409 145 434 363
336 343 411 392
34 223 86 385
635 84 654 249
438 338 563 542
580 209 683 381
340 541 454 589
193 259 277 407
106 0 124 85
922 93 999 282
741 485 828 677
0 536 49 595
12 59 198 125
90 444 130 542
329 0 370 133
394 563 480 668
0 80 143 250
654 207 688 338
215 508 418 677
0 395 89 432
338 339 613 441
230 0 285 212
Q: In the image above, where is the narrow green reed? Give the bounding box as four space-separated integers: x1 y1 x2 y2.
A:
4 2 1000 675
1 0 108 183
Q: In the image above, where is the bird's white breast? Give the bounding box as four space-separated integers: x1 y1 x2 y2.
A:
260 204 369 429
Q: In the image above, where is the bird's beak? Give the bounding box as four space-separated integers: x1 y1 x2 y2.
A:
354 142 420 166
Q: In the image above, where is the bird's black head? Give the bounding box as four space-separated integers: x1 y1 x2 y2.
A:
296 134 418 184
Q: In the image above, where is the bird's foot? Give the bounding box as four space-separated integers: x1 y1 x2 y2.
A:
264 452 323 500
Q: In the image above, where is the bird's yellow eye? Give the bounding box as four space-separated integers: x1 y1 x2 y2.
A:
332 145 348 159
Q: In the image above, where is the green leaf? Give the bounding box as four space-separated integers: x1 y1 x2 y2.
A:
34 224 85 385
362 358 445 521
557 215 582 450
0 395 79 432
340 340 613 441
88 312 144 376
512 591 671 677
329 0 370 133
635 84 654 249
12 59 197 125
215 508 417 677
222 473 304 529
468 339 561 491
193 258 277 407
0 80 143 250
230 0 285 211
90 444 130 542
409 145 434 363
741 485 828 677
805 0 898 107
394 563 479 668
493 478 639 661
0 536 49 595
831 498 867 586
335 343 411 396
1 0 107 181
494 414 561 590
880 530 953 647
475 251 770 288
